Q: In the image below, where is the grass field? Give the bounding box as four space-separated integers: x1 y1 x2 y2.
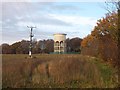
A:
2 54 118 88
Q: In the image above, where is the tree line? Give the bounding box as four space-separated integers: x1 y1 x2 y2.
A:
0 37 82 54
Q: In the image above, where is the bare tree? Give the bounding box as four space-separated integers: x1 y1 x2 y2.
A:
104 0 120 13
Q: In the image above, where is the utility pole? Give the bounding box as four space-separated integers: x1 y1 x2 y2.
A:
27 26 36 58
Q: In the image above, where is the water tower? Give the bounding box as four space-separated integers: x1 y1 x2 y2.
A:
53 33 67 53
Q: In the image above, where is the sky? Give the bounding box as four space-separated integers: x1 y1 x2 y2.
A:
1 0 109 45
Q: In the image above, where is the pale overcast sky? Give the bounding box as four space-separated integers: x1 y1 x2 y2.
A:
1 0 108 45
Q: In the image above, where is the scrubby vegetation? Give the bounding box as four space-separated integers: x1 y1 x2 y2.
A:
2 54 118 88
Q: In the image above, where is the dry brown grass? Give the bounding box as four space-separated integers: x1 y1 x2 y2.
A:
32 55 103 87
2 54 118 88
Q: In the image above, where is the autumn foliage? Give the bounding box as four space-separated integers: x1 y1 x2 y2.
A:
81 12 118 66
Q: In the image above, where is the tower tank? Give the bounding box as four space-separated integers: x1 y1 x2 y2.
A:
53 33 67 53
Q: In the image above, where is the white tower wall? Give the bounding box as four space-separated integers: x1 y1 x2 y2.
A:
53 33 67 53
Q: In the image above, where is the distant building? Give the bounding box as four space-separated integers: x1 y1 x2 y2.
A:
53 33 67 53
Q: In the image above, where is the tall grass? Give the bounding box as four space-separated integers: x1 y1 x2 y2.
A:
2 54 118 88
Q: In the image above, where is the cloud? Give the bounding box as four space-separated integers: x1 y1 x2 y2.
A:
16 16 72 27
2 0 107 2
2 0 31 2
2 2 72 26
49 13 97 26
45 2 81 11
